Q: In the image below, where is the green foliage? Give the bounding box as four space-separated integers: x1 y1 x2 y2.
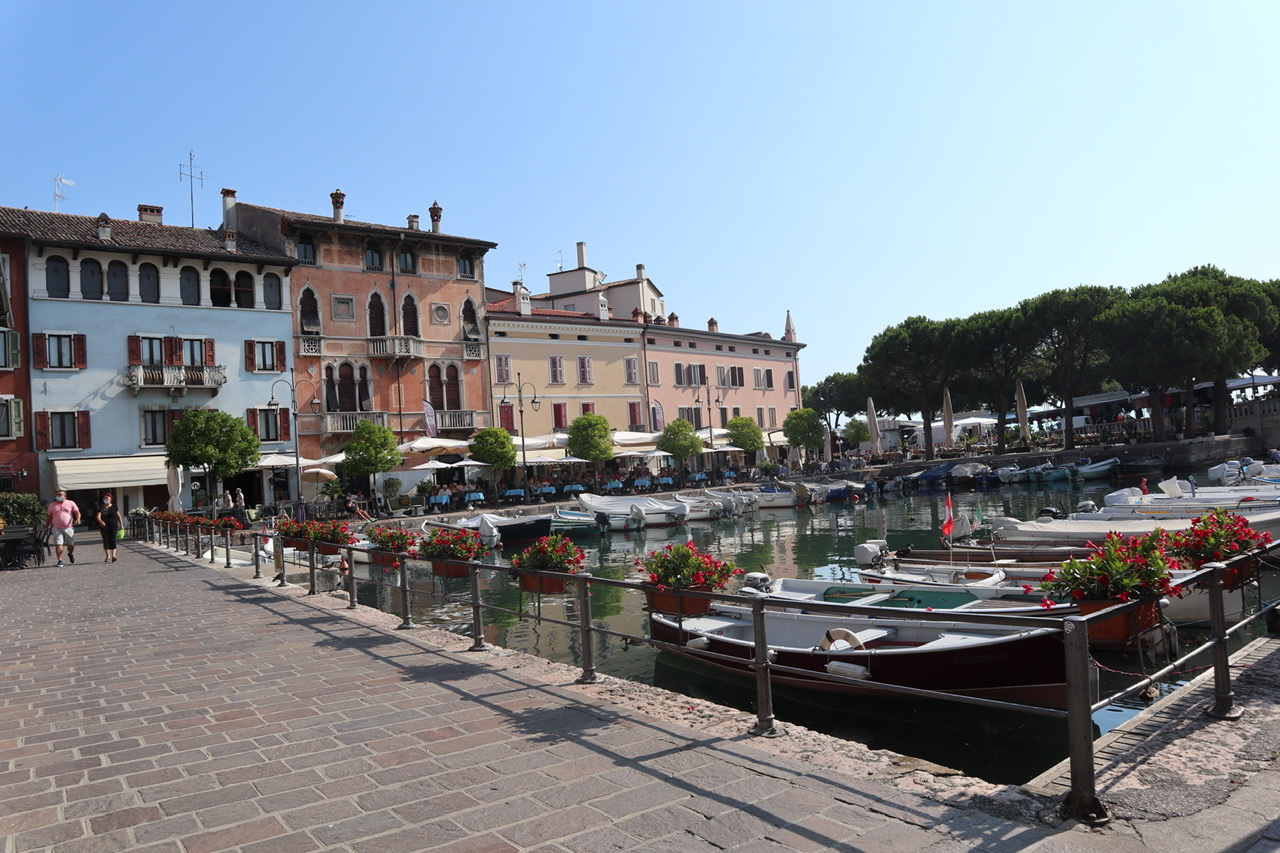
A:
0 493 45 526
858 316 959 459
469 427 518 470
165 409 260 481
341 420 401 479
782 408 826 463
841 419 870 447
381 477 402 498
802 372 865 433
566 414 614 466
725 416 765 453
656 419 704 463
320 480 347 500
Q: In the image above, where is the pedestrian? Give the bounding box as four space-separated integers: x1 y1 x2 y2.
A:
234 488 245 509
46 489 82 567
223 490 234 511
95 493 124 563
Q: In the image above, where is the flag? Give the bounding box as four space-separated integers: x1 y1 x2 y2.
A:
942 493 955 539
423 401 438 438
974 502 984 526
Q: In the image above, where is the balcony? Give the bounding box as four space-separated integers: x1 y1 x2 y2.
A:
368 335 427 359
324 411 390 433
436 409 476 431
125 364 228 396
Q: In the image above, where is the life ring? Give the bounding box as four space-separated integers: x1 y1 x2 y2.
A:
818 628 864 651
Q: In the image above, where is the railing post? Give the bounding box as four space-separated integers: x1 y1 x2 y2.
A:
183 524 191 556
749 596 779 737
396 556 413 630
468 562 487 651
274 534 286 587
307 544 317 595
575 573 599 683
1204 562 1244 721
1062 615 1110 825
208 527 216 564
224 529 232 568
252 533 262 580
346 546 358 609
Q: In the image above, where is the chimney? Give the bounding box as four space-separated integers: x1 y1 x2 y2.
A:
429 201 442 233
707 317 719 333
515 282 532 317
331 189 346 223
631 307 644 323
576 241 588 269
407 214 420 231
598 291 610 321
667 312 679 328
643 312 652 324
224 229 237 252
652 313 665 326
636 263 646 281
220 188 237 232
96 213 111 242
137 204 163 224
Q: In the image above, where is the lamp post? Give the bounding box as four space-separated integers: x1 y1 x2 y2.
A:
500 371 540 504
693 379 721 472
267 368 322 519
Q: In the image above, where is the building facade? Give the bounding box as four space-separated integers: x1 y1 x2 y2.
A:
0 233 38 493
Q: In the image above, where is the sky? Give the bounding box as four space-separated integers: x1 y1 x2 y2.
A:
5 1 1280 387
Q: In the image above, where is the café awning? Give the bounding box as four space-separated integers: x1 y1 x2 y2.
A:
53 455 170 490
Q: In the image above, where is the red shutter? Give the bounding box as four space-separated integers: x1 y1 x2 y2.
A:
204 339 216 367
279 408 291 441
128 335 142 366
76 410 91 449
164 336 180 365
73 335 87 369
34 411 49 450
32 334 47 369
168 409 183 431
275 341 287 371
244 340 256 372
246 408 259 437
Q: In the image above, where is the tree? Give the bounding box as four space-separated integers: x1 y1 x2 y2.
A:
782 408 825 467
566 413 614 474
165 410 260 497
802 372 865 436
841 419 870 449
949 307 1045 454
341 420 401 483
725 416 765 456
858 316 959 460
468 427 518 472
656 419 704 467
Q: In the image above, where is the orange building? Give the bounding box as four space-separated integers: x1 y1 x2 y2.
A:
0 234 38 493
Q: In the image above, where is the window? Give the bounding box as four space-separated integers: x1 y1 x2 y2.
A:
553 402 568 429
427 364 443 412
764 369 774 390
128 335 164 366
732 407 740 418
245 340 285 372
332 296 356 320
785 370 795 391
580 402 595 416
263 274 282 310
139 263 160 304
180 266 200 306
458 254 475 278
300 289 321 334
549 355 565 384
647 360 660 385
245 407 289 442
754 368 763 389
36 411 89 450
756 407 765 427
677 406 702 428
44 334 78 369
719 407 728 428
717 365 726 387
0 398 23 439
398 248 415 274
46 256 70 298
499 402 514 431
368 293 387 337
142 410 168 446
445 364 461 411
628 402 643 429
80 259 103 300
564 304 576 312
495 354 512 385
0 330 19 369
403 295 420 336
731 366 745 387
674 362 684 386
768 407 777 427
297 236 316 265
183 339 206 366
107 261 129 302
577 356 593 384
210 269 231 307
624 357 639 385
234 272 254 309
365 242 383 271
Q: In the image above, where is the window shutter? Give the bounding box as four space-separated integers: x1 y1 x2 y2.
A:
76 410 91 449
164 336 180 365
246 408 259 436
205 339 216 367
128 335 142 366
279 408 291 441
275 341 287 371
10 399 22 438
6 330 19 368
674 363 683 385
244 340 256 371
34 411 49 450
73 335 87 369
168 409 183 431
32 334 47 369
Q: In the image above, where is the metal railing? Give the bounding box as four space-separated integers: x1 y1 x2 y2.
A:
141 518 1277 827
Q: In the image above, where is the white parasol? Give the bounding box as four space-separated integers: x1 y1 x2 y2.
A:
942 387 954 448
397 437 473 456
411 459 453 471
866 397 882 457
166 464 183 511
300 467 338 483
1015 378 1031 445
449 459 489 468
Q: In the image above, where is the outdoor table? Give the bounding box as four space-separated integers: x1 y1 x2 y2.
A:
691 472 709 482
465 492 485 502
563 484 585 493
503 489 526 501
0 528 30 568
633 478 651 489
605 480 624 492
429 495 451 509
538 487 558 496
657 477 674 486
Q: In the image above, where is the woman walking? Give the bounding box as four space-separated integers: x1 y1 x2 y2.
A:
96 493 124 563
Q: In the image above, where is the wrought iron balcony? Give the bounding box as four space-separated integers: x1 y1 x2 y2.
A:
436 409 476 431
125 364 227 396
368 335 426 359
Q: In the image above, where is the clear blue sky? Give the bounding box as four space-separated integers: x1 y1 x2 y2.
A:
5 2 1279 387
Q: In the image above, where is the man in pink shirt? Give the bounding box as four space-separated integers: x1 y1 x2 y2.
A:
47 489 82 567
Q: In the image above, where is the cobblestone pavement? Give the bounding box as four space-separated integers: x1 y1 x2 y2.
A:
3 540 1280 852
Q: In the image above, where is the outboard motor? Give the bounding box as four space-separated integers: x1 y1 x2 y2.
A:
594 512 611 533
1074 500 1099 514
1038 506 1066 520
740 572 773 596
854 541 888 567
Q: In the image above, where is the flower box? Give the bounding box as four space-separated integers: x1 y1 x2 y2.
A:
432 559 469 578
314 543 341 556
520 572 568 594
370 551 401 568
643 584 713 617
511 535 585 596
282 537 310 551
1078 598 1161 646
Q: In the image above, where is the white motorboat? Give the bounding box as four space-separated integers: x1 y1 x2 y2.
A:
576 493 688 527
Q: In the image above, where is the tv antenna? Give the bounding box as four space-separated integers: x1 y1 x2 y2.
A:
517 261 526 284
556 250 563 271
54 175 75 211
178 149 204 227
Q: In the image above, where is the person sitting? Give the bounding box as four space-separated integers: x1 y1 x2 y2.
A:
346 491 372 521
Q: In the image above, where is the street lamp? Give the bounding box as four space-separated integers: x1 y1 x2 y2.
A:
500 371 540 504
267 368 322 519
693 379 721 472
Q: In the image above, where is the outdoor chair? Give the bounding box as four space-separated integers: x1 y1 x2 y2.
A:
13 523 48 568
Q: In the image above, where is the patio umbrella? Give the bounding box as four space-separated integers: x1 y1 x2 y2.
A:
166 465 183 511
942 387 954 448
397 437 473 456
866 397 882 457
523 454 568 465
300 468 338 483
411 459 452 471
449 459 488 468
1016 378 1031 445
315 451 346 464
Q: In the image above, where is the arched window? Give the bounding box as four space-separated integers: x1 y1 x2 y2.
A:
368 293 386 338
427 364 445 411
461 299 479 339
180 266 201 305
234 271 254 308
358 366 372 411
398 247 415 274
80 259 103 300
300 288 321 334
297 235 316 265
324 365 337 411
210 269 232 307
445 364 461 411
402 294 419 337
263 273 281 310
364 242 383 271
139 263 160 303
337 363 357 411
46 256 70 298
107 261 129 301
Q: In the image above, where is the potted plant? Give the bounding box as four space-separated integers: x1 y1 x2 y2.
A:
418 527 490 577
511 534 586 594
364 525 421 567
637 541 741 616
1039 530 1183 645
275 517 310 551
275 518 356 554
1170 508 1272 589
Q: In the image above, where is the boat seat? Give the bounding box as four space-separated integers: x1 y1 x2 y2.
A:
854 627 897 645
921 631 998 649
822 587 883 604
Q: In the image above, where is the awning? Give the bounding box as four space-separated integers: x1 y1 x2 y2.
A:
54 455 170 490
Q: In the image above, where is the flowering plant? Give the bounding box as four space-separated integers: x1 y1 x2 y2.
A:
1040 530 1183 604
276 517 356 545
1170 508 1271 566
418 527 490 560
364 525 421 554
637 541 741 590
512 534 586 574
203 515 244 531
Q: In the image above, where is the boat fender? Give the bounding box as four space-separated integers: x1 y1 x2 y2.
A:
685 637 711 650
818 628 865 651
825 661 870 680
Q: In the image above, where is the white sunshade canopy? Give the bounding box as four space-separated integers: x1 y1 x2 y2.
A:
397 437 473 455
54 455 169 490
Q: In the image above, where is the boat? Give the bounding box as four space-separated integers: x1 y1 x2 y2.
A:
739 573 1074 618
1207 458 1280 486
445 513 553 543
1117 456 1166 479
822 481 865 502
672 494 727 521
702 488 759 515
743 484 802 508
915 461 959 489
648 604 1070 708
948 462 992 490
576 493 688 527
550 507 608 535
1073 457 1121 480
995 464 1027 484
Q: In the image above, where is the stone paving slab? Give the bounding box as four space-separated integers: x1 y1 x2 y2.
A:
2 540 1279 852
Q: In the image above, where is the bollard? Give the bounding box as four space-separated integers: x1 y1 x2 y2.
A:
1204 562 1244 721
468 563 487 651
575 573 599 683
749 597 779 737
208 527 216 564
274 534 286 587
396 559 413 630
345 546 358 610
224 529 232 568
252 533 263 580
1062 616 1110 825
307 544 317 596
